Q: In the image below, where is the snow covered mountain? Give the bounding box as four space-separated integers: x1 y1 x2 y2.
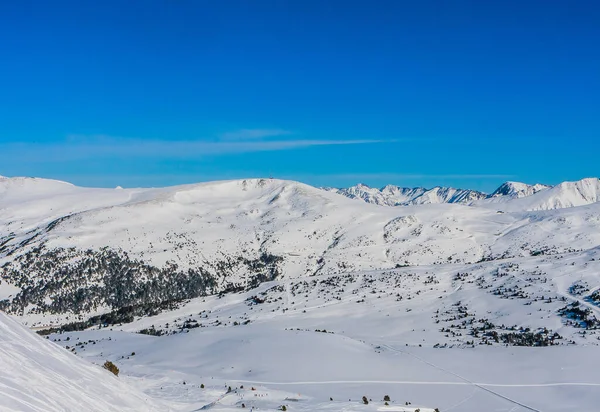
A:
0 311 163 411
490 181 550 198
326 183 488 206
327 178 600 211
485 177 600 211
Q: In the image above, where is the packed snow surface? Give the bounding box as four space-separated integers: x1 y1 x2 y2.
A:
41 272 600 411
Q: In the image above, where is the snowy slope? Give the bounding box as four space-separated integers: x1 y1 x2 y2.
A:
43 249 600 411
2 175 600 411
0 311 164 411
0 176 159 232
48 322 600 412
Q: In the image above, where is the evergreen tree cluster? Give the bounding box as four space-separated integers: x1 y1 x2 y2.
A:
0 245 283 320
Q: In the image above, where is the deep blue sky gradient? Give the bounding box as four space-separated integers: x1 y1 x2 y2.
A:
1 0 598 191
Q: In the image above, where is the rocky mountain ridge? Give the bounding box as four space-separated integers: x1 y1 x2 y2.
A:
326 178 599 210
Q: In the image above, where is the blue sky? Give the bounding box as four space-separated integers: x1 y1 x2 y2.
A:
1 0 598 192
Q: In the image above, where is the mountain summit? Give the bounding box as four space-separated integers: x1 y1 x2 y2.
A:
490 181 550 198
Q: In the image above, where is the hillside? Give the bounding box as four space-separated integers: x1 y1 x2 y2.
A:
2 177 600 323
0 311 164 411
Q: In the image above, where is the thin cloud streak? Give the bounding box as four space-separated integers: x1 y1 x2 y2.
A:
220 129 293 140
0 136 394 162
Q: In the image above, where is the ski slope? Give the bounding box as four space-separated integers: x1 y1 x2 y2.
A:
0 311 164 412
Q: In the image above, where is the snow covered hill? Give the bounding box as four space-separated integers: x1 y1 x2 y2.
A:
2 176 600 322
0 311 164 411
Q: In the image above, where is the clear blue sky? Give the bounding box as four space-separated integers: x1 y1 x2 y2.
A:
1 0 598 192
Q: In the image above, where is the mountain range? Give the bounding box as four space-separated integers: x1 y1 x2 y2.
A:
325 178 600 209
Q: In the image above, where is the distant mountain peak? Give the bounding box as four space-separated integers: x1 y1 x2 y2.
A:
329 183 487 206
491 181 550 198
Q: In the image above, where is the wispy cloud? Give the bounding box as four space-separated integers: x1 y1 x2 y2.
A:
0 134 394 162
220 128 292 140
